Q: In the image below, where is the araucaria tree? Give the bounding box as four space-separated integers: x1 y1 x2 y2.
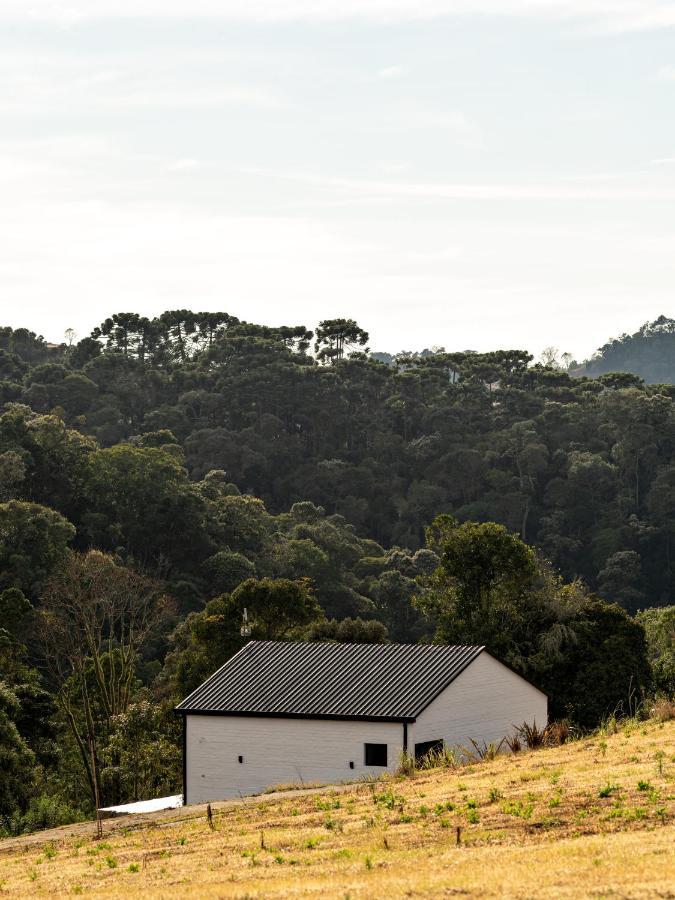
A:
314 319 369 364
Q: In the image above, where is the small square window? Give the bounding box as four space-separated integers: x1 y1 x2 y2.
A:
364 743 388 766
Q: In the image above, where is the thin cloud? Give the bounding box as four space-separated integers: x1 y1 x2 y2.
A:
6 1 675 33
0 65 286 114
404 245 463 264
237 167 675 202
106 86 285 110
378 65 406 79
164 159 200 172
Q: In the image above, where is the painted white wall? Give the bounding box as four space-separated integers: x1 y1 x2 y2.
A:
410 651 547 753
185 652 546 803
185 715 405 804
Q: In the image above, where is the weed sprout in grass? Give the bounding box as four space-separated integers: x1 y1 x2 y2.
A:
598 783 620 798
502 800 534 819
373 788 405 811
316 797 341 811
548 792 562 809
434 801 454 814
128 863 140 873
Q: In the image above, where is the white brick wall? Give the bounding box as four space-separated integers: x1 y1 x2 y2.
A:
185 715 404 804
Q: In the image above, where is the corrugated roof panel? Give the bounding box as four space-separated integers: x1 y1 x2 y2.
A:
176 641 485 721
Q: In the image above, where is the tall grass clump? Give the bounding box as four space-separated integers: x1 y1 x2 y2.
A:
649 698 675 723
416 744 460 770
461 738 505 762
396 751 416 777
514 720 571 750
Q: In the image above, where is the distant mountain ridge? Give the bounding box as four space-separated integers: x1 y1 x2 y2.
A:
575 316 675 384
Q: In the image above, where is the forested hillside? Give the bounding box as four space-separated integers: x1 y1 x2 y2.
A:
0 311 674 835
2 312 674 605
576 316 675 384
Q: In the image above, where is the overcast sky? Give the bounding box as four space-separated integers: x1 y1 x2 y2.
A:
2 1 675 360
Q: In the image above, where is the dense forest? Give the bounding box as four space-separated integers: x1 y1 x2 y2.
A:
0 311 674 835
2 311 675 604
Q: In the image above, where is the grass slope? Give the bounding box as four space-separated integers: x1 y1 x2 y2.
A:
1 718 674 898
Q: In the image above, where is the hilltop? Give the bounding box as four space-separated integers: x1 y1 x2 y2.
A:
576 316 675 384
1 716 673 898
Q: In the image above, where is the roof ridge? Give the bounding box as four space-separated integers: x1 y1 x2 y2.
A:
246 639 484 650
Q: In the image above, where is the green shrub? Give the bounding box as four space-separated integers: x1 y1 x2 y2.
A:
6 794 83 836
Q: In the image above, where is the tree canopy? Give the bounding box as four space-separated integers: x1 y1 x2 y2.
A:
0 309 672 834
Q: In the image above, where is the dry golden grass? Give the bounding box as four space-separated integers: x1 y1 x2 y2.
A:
1 717 674 898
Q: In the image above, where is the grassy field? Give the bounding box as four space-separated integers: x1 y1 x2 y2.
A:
1 717 673 898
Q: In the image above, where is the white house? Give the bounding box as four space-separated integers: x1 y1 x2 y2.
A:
176 640 547 805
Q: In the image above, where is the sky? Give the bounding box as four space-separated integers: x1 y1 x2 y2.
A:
2 2 675 361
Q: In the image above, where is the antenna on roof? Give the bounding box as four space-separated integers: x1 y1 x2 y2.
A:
240 607 252 638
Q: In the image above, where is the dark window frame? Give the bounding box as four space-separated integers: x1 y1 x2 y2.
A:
364 743 388 766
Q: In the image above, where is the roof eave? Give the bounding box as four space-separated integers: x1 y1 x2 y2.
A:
174 707 416 724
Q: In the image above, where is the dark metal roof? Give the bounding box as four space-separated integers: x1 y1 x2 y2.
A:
176 641 485 722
